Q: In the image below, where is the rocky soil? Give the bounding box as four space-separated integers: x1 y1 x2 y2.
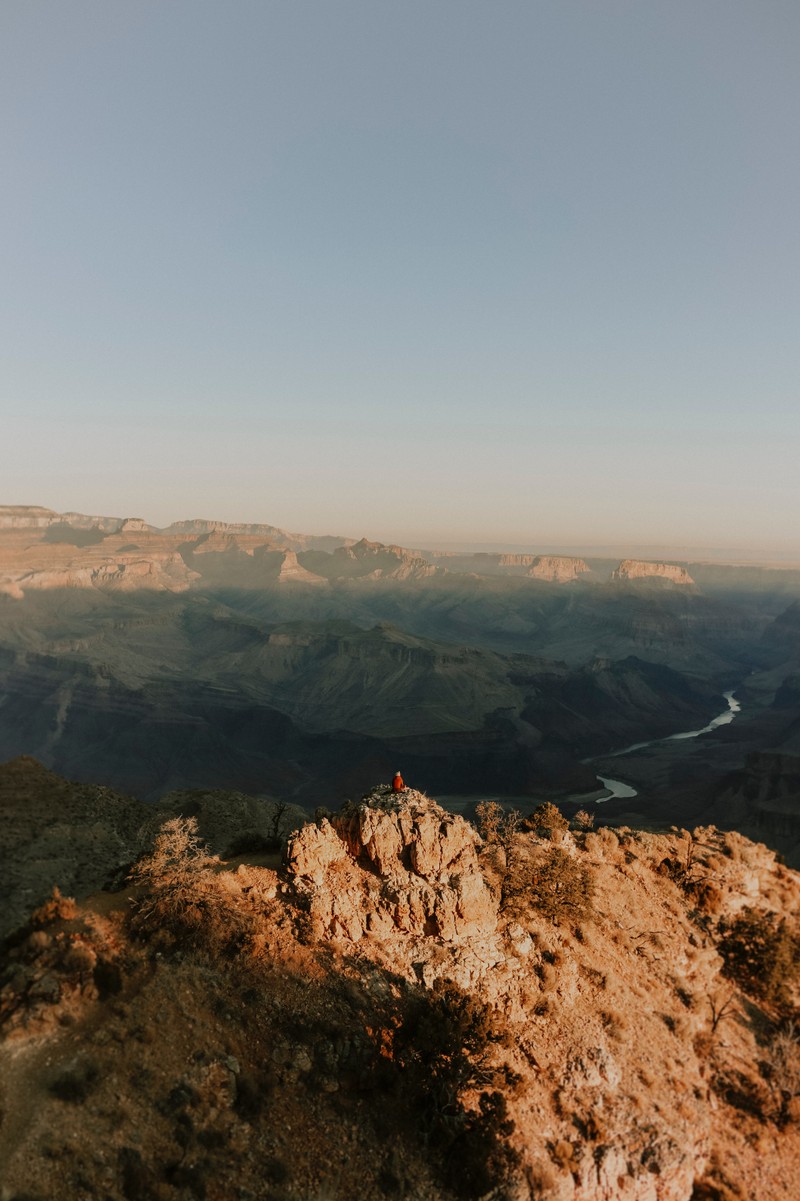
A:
1 783 799 1201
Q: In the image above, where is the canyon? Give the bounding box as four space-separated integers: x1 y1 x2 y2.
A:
3 504 800 867
3 504 800 1199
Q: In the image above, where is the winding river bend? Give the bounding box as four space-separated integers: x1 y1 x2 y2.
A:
594 690 741 801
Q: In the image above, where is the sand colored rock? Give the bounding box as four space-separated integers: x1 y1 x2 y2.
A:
330 538 439 580
274 549 327 584
0 505 59 529
2 774 800 1201
286 787 499 949
527 554 591 582
612 559 695 585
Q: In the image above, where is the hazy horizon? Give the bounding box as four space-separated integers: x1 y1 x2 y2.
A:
6 497 800 566
3 3 798 552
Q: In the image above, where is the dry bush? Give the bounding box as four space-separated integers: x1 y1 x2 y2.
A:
582 826 620 859
524 802 569 842
765 1021 800 1122
476 802 521 848
716 907 800 1013
129 817 253 954
391 982 520 1198
504 845 594 924
572 809 595 831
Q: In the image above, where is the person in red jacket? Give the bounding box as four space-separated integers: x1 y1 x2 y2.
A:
392 771 404 793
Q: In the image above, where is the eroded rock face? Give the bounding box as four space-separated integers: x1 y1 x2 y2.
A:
612 559 694 585
330 539 439 580
286 787 498 945
527 555 590 583
0 506 59 529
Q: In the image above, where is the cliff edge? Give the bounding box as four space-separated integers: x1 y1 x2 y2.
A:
1 785 799 1201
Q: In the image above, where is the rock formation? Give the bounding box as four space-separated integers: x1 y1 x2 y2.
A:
527 554 591 582
0 505 60 529
273 549 328 585
329 538 439 580
3 778 799 1200
612 558 695 585
286 787 498 969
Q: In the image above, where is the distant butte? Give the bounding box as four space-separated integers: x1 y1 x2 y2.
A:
612 558 695 585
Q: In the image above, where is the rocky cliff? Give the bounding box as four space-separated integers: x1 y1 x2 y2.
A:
2 782 799 1201
527 554 590 582
287 786 498 961
0 505 60 529
612 559 695 585
326 537 440 581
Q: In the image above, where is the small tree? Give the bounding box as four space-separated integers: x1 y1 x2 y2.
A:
572 809 595 832
717 907 800 1013
527 802 569 842
130 817 243 950
476 801 504 844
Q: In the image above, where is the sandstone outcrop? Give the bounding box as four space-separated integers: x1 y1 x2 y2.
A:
612 558 695 585
329 538 440 580
273 549 328 585
0 505 60 529
113 517 153 534
286 788 500 984
527 554 590 582
497 553 536 567
0 552 197 597
163 517 350 553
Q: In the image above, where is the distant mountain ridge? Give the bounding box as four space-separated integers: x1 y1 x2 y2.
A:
0 505 705 597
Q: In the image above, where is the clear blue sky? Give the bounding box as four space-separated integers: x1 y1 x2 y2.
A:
2 1 799 552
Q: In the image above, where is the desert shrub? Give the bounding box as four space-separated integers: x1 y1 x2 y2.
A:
525 802 569 842
476 801 503 843
765 1021 800 1122
504 845 593 923
717 907 800 1013
572 809 595 831
475 801 521 847
391 983 520 1198
130 818 252 953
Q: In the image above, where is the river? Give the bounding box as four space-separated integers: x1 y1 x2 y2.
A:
593 690 741 801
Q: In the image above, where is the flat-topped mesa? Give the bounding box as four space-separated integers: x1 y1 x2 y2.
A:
285 786 498 945
165 518 291 539
527 554 590 582
612 559 695 586
0 505 60 529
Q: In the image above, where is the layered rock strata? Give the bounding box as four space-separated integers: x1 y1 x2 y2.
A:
612 559 695 585
527 554 590 582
